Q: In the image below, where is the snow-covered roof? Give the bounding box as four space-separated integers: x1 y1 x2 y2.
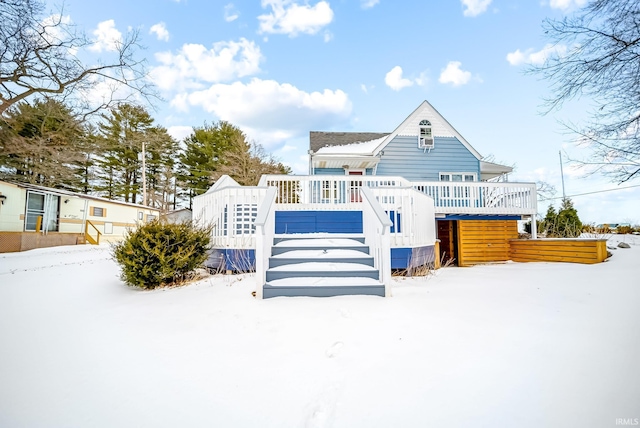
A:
315 136 388 156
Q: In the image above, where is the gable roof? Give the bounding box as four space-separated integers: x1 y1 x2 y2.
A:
371 100 482 159
309 132 389 152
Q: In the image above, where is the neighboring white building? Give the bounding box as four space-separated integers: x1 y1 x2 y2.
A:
0 181 160 252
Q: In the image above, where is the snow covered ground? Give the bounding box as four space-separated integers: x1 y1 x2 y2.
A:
0 236 639 428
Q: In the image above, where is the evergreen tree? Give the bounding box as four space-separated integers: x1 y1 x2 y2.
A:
96 104 154 204
556 198 582 238
543 205 557 236
0 99 86 189
177 121 236 208
144 126 179 211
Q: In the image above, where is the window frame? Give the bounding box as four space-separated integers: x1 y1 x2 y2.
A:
418 120 434 149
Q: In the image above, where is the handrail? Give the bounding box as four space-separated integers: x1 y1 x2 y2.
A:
254 187 278 299
360 187 393 297
85 220 101 245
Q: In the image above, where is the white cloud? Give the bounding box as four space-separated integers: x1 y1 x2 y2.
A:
384 66 414 91
323 31 333 42
167 126 194 142
549 0 587 11
174 78 352 147
461 0 492 17
258 0 334 37
150 38 263 92
224 3 239 22
360 84 368 93
149 22 169 41
438 61 472 87
506 44 568 66
361 0 379 9
89 20 122 52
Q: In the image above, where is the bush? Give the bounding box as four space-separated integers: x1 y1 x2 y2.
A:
112 220 213 289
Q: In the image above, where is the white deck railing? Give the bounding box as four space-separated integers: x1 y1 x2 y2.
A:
195 175 536 251
192 185 269 249
259 175 537 215
254 187 277 299
360 187 393 297
370 186 436 248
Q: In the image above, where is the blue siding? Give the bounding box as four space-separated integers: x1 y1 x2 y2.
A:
376 136 480 181
444 214 522 221
276 211 363 234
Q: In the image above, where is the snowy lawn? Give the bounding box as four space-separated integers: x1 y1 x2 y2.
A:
0 237 639 428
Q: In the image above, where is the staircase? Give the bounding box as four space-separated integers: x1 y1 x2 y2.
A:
262 234 386 298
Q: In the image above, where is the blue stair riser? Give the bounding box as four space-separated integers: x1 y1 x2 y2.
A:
266 269 379 282
269 256 375 268
271 245 369 256
263 285 385 298
274 236 366 245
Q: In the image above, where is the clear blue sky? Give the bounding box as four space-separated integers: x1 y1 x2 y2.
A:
45 0 640 224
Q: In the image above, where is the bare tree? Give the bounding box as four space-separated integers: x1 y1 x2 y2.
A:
0 0 154 118
531 0 640 183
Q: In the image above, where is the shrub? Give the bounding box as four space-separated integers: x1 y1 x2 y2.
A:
112 220 213 289
617 225 632 235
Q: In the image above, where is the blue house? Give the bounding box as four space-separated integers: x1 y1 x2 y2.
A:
193 101 538 298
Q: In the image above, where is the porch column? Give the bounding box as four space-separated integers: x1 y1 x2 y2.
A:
531 215 537 239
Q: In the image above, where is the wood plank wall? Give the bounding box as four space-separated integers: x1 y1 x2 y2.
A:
509 239 608 264
457 220 518 267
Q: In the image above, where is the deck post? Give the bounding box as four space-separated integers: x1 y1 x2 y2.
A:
531 215 538 239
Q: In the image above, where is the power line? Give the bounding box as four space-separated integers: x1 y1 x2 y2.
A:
539 184 640 201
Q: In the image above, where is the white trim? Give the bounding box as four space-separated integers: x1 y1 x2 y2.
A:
439 172 477 182
372 101 483 160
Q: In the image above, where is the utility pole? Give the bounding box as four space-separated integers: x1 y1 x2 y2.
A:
559 150 566 201
141 141 147 206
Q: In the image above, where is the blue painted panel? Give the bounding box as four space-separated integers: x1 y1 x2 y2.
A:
224 249 255 272
314 168 344 175
376 136 480 181
391 248 412 269
444 215 522 221
275 211 363 234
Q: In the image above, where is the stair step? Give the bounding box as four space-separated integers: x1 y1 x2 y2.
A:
272 238 369 255
264 277 385 298
269 249 374 267
266 262 378 281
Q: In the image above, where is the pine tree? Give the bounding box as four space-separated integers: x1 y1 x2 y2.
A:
557 198 582 238
96 104 154 204
0 99 86 190
543 205 557 236
177 121 236 208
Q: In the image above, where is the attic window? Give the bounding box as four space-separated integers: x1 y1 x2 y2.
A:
418 120 433 148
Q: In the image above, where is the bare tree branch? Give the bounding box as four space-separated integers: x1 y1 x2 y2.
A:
529 0 640 183
0 0 156 117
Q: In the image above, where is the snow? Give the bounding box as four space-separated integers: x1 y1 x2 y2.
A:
315 136 388 155
269 262 377 272
1 236 639 427
271 249 372 259
267 277 382 287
